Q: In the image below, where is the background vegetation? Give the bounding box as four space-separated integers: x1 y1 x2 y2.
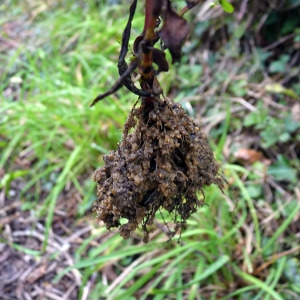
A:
1 0 300 299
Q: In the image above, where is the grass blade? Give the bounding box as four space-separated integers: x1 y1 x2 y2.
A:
152 255 229 294
234 267 284 300
262 202 300 254
43 146 82 250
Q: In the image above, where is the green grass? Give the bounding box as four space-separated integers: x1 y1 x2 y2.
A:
1 0 300 299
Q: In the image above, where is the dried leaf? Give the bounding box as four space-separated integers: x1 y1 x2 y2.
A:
159 1 189 63
185 0 201 9
152 48 169 73
133 38 169 74
267 155 297 184
291 103 300 123
26 264 47 284
234 148 264 165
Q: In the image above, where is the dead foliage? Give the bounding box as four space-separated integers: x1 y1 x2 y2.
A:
0 183 86 300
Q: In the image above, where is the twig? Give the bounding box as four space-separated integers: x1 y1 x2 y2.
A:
263 33 295 51
252 246 300 275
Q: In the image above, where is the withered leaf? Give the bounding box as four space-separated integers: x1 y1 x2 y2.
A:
234 148 264 165
152 48 169 73
185 0 201 10
159 0 189 63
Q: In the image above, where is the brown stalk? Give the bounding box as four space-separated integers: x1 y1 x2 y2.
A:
139 0 161 91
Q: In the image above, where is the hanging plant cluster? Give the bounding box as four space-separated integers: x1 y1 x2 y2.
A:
92 0 225 242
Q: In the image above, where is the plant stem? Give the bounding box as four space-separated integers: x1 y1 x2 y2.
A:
140 0 159 82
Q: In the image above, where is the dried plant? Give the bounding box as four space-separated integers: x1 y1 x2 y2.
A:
92 0 225 242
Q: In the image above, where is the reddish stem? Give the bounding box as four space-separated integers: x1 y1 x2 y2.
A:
140 0 160 81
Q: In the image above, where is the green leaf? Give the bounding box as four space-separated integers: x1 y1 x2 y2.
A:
269 55 289 73
244 112 259 127
219 0 234 13
260 127 280 148
249 69 264 83
0 170 30 190
229 79 247 97
246 185 263 199
267 155 297 183
278 132 291 143
266 83 300 99
284 116 300 132
284 258 300 284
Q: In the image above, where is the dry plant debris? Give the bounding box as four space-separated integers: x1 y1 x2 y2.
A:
93 97 224 242
0 183 87 300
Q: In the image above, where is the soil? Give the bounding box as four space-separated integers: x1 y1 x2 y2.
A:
93 97 224 242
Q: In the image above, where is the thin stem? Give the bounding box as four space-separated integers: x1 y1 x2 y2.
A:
140 0 160 81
